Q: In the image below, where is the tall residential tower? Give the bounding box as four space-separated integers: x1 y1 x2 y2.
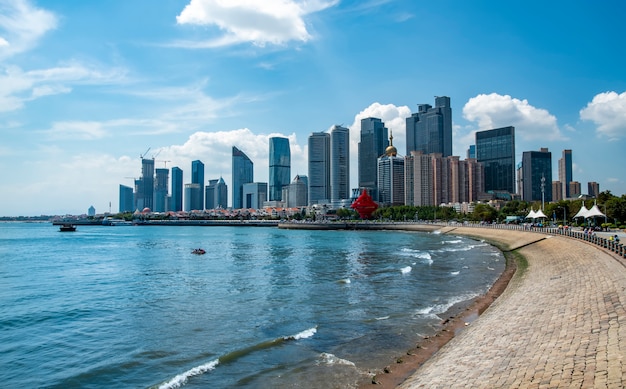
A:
476 126 516 194
358 117 388 201
307 131 331 205
330 125 350 203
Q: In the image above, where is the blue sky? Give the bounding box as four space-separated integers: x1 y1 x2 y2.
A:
1 0 625 216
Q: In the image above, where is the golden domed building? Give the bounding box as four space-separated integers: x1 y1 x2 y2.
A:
377 131 404 206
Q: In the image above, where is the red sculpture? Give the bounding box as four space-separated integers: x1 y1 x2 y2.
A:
351 189 378 219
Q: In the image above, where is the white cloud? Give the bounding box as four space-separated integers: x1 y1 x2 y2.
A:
0 63 127 112
579 91 626 140
44 121 107 140
462 93 562 141
175 0 338 47
0 0 58 60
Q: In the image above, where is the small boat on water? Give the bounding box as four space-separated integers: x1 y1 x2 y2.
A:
59 223 77 232
192 248 206 255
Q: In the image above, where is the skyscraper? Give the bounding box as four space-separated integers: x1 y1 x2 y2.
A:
139 158 155 210
205 179 218 210
215 177 228 209
232 146 254 210
242 182 268 209
171 167 183 212
558 149 573 199
476 126 516 194
330 125 350 203
358 117 388 200
307 131 330 205
405 96 452 157
191 160 205 209
119 184 134 212
288 175 308 207
154 168 169 212
377 135 404 206
521 148 552 203
269 137 291 201
184 183 201 211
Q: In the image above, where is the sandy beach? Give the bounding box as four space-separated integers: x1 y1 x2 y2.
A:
359 226 626 388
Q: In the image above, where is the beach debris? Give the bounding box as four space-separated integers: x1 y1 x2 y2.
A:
384 366 392 373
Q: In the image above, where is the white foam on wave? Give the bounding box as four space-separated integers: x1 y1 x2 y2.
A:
415 292 481 318
158 359 219 389
400 266 412 274
318 352 356 367
338 278 351 284
443 239 463 244
375 315 390 320
287 326 317 340
450 271 460 276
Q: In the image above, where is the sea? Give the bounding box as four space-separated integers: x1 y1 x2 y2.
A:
0 222 504 388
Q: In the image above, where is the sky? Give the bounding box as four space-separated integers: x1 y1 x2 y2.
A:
1 0 625 216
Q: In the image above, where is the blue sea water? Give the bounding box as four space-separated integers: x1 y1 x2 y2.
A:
0 223 504 388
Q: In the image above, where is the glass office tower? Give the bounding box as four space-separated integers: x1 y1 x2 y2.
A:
358 117 388 201
191 160 205 209
522 148 552 203
119 184 134 212
269 137 291 201
405 96 452 157
558 149 573 199
154 168 169 212
475 126 516 194
232 146 254 209
140 157 155 210
171 167 183 212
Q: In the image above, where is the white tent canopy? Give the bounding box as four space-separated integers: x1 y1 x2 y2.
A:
586 204 606 218
525 209 547 219
573 204 589 219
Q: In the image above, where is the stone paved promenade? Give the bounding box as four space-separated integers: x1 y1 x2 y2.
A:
399 227 626 389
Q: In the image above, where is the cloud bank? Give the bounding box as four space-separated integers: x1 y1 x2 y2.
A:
175 0 338 47
580 91 626 140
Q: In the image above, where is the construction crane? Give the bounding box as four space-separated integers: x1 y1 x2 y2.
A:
157 160 172 168
140 147 151 159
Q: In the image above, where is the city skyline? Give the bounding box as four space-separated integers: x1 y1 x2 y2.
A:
1 1 625 216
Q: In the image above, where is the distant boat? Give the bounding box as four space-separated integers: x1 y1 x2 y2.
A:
59 224 77 232
192 248 206 255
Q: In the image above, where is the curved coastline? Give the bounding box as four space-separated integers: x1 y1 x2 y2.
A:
281 222 626 388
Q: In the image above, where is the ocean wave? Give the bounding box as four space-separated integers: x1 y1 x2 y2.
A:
400 248 432 260
158 326 317 388
337 278 351 284
287 326 317 340
157 359 219 389
450 271 460 276
400 266 412 274
415 292 480 317
443 239 463 244
317 352 356 367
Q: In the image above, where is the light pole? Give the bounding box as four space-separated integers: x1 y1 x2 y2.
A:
541 175 545 211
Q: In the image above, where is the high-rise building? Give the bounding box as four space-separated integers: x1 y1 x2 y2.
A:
330 125 350 203
154 168 169 212
139 158 155 210
588 181 600 197
476 126 516 194
558 149 573 199
243 182 268 209
405 151 433 206
205 179 218 210
184 183 201 211
467 145 476 159
405 96 452 157
288 175 308 207
377 134 404 206
308 132 330 205
171 167 183 212
269 137 291 201
521 148 552 203
215 177 228 209
552 181 563 202
232 146 254 210
569 181 581 197
358 117 388 200
119 184 134 212
191 160 205 208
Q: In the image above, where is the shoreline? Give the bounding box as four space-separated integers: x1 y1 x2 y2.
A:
358 233 520 388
